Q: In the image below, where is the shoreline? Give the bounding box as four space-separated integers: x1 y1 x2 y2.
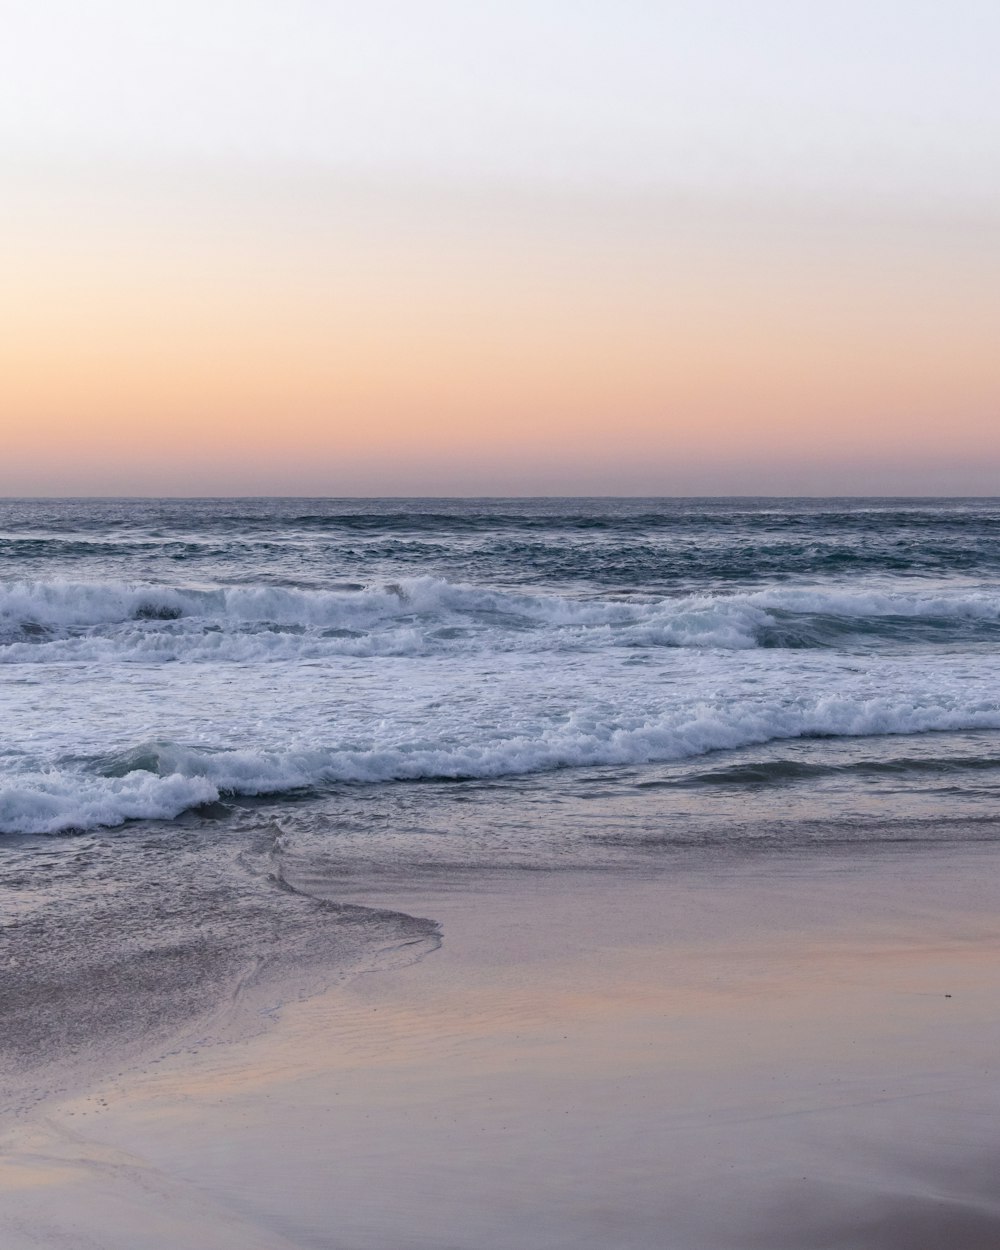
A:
0 883 441 1126
6 843 1000 1248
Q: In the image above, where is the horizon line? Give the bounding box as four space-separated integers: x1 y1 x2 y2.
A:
3 493 1000 503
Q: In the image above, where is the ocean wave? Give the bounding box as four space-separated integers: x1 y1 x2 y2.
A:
679 753 1000 787
0 770 220 836
5 692 1000 834
3 576 1000 662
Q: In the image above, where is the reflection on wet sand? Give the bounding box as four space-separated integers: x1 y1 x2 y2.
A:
6 847 1000 1249
750 1185 1000 1250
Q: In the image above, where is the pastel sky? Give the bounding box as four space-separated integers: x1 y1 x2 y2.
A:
2 1 998 495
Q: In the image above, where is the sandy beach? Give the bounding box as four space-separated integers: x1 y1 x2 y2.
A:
5 841 1000 1249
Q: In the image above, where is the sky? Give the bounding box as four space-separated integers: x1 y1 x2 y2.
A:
2 0 998 496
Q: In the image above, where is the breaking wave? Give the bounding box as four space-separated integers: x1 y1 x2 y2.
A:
6 689 1000 834
4 576 1000 662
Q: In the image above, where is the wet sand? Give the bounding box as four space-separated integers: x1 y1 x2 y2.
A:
5 844 1000 1248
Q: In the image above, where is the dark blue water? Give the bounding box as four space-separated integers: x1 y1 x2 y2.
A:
4 497 1000 593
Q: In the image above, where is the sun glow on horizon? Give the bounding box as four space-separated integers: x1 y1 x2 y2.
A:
2 2 998 495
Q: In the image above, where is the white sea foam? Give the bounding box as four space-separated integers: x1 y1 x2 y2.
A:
5 687 1000 834
3 576 1000 665
0 770 219 835
745 586 1000 621
5 571 1000 835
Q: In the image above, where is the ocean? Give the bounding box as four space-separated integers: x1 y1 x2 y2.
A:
4 497 1000 1089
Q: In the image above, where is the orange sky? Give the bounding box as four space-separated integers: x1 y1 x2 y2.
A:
3 167 998 495
3 3 999 494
